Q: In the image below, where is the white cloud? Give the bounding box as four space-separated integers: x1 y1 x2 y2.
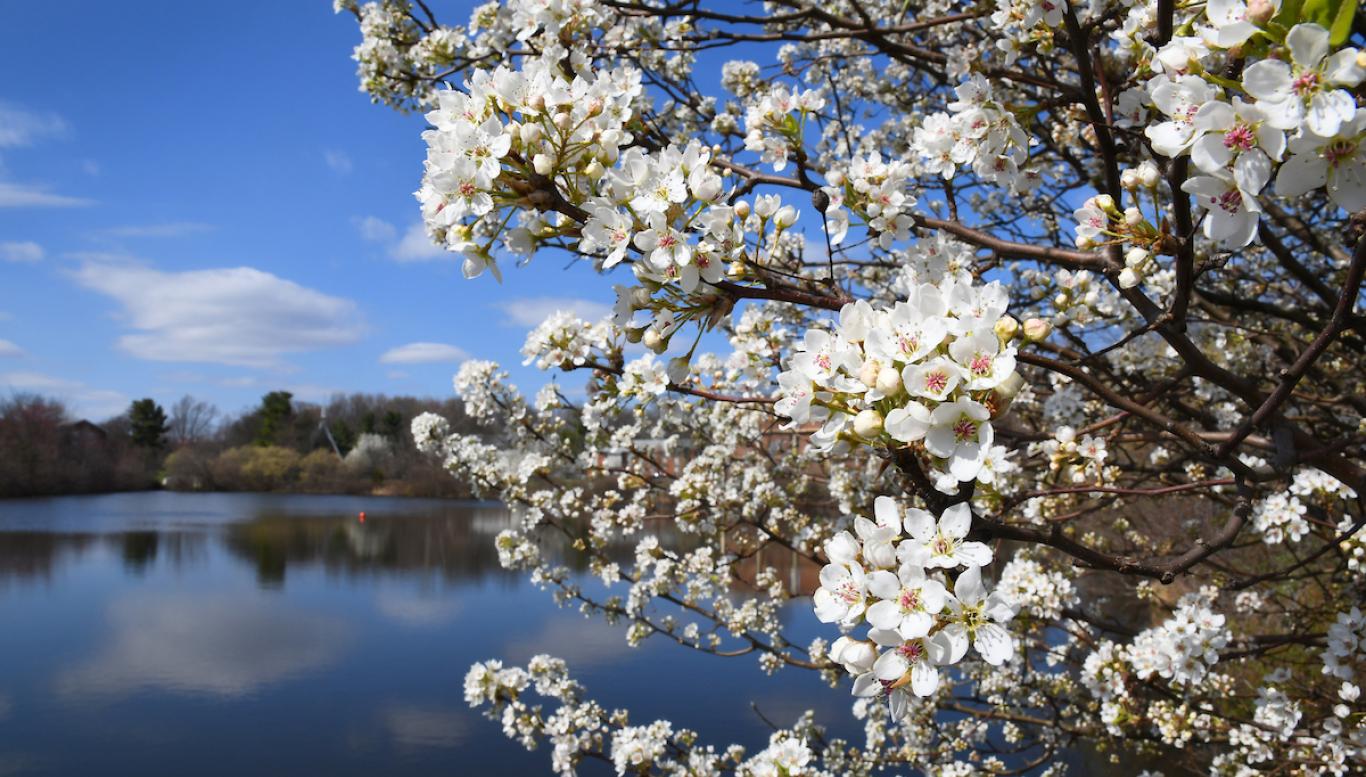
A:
0 102 68 148
0 240 43 262
100 222 214 238
0 340 23 357
0 371 128 419
0 181 92 208
71 261 364 368
389 222 448 262
353 215 397 243
323 149 353 175
379 342 468 364
282 383 338 403
495 296 610 328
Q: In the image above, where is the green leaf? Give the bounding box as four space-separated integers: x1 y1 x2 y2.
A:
1271 0 1304 28
1328 0 1356 45
1274 0 1355 45
1293 0 1347 30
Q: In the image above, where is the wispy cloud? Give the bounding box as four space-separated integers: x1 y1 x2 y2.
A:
0 241 43 262
0 181 93 208
0 102 90 209
0 339 23 357
379 342 468 364
495 296 610 328
0 371 128 419
353 215 397 243
0 102 68 148
323 149 353 175
389 222 449 262
70 260 365 368
100 222 214 239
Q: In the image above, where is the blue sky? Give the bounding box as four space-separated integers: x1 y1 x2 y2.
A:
0 1 611 420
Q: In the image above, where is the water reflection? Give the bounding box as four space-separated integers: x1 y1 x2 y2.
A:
378 704 470 750
0 492 839 776
57 592 352 700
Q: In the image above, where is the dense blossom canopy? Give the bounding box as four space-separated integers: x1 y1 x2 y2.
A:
340 0 1366 772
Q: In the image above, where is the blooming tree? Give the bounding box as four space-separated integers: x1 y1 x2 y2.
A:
341 0 1365 772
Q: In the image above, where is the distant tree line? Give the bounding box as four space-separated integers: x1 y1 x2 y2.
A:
0 390 480 499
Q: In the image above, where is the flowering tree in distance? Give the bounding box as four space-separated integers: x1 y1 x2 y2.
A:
339 0 1365 772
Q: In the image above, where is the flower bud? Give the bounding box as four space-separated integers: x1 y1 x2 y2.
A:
875 366 902 396
553 111 573 130
734 200 751 219
994 314 1020 342
692 174 722 202
1137 161 1160 189
858 360 881 388
754 195 779 219
825 170 845 186
1023 317 1052 342
1094 194 1116 213
853 409 883 438
642 328 667 353
1124 246 1150 268
1123 207 1144 227
584 159 605 180
1246 0 1275 24
774 205 798 229
829 636 875 674
990 371 1025 415
520 122 543 146
532 154 554 175
1120 168 1140 190
1118 267 1142 288
529 94 546 112
624 326 645 344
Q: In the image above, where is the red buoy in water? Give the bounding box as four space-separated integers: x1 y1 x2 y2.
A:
358 511 366 524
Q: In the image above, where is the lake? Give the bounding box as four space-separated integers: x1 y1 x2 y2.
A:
0 491 851 776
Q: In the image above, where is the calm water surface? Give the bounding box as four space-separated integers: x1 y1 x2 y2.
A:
0 492 847 776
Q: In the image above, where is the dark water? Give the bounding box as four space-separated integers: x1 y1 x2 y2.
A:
0 492 847 776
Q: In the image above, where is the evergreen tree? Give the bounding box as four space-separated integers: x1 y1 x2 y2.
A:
128 398 168 450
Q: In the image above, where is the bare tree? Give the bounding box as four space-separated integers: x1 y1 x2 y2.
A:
166 395 219 447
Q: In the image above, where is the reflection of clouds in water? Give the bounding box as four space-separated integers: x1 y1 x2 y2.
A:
381 704 469 750
374 590 462 626
56 592 351 699
0 754 40 777
502 615 633 669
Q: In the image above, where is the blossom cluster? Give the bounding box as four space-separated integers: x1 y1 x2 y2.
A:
815 497 1018 717
1127 592 1232 686
775 274 1024 488
913 76 1034 191
416 53 642 281
1121 21 1365 249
